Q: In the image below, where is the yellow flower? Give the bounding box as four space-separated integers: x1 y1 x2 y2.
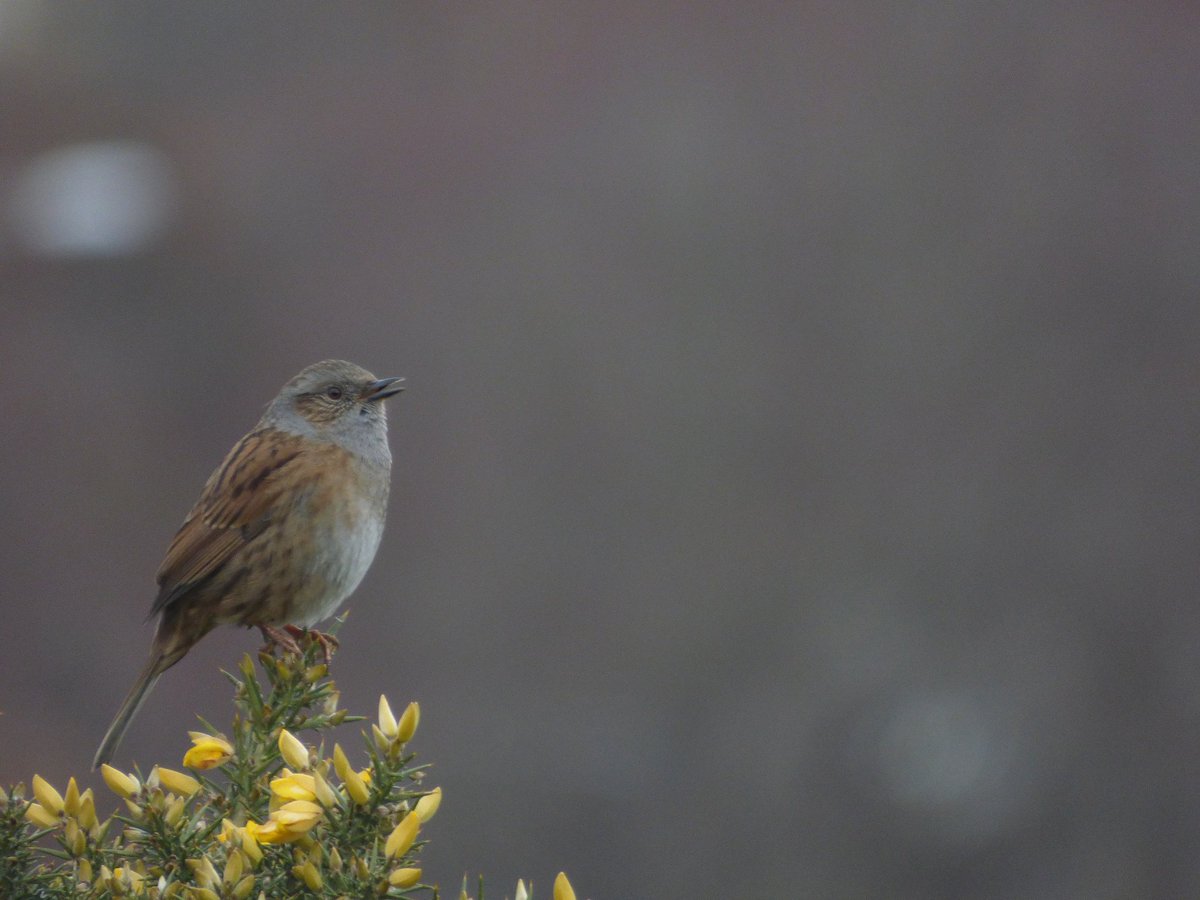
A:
155 767 201 797
270 772 316 803
244 819 288 845
277 728 309 770
273 799 322 828
414 786 442 823
31 775 64 814
385 812 420 859
183 732 234 770
389 867 422 888
247 799 324 843
100 764 139 798
554 872 577 900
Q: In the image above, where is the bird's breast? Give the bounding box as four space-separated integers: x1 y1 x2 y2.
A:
279 447 390 626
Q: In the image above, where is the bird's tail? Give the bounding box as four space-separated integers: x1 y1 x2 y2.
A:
92 650 169 770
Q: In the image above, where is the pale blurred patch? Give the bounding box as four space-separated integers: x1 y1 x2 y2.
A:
8 141 178 257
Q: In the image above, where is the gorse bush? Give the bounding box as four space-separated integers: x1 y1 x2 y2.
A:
2 633 580 900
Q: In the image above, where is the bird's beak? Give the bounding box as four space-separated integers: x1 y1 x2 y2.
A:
363 376 405 402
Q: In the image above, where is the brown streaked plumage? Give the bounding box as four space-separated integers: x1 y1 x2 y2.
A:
93 360 403 769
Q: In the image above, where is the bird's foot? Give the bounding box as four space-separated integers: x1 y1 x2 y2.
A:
259 624 303 657
286 625 340 665
259 624 339 664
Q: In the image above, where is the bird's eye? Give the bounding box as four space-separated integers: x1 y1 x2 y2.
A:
325 386 343 401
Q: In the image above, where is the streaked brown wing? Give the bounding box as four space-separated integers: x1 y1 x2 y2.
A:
150 427 305 617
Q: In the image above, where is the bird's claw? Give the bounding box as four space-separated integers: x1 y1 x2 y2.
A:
260 624 339 665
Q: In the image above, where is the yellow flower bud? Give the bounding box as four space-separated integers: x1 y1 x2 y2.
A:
379 695 398 737
164 795 186 827
328 847 343 873
344 769 370 806
332 743 352 781
321 689 341 718
554 872 577 900
395 701 420 743
389 867 422 888
385 812 420 859
63 777 81 817
312 771 337 808
64 818 85 856
277 729 309 770
155 767 201 798
332 743 370 804
515 879 529 900
223 849 244 886
187 856 221 889
293 860 323 891
24 803 58 828
372 724 391 753
31 775 64 814
77 789 98 831
78 858 93 883
101 765 140 799
241 825 263 863
414 786 442 823
231 875 256 899
110 865 146 895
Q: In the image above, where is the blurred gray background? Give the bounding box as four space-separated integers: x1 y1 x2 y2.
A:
2 4 1198 897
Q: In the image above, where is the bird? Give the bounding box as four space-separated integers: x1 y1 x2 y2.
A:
93 359 404 769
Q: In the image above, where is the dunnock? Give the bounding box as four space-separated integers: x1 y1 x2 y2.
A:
93 359 403 768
